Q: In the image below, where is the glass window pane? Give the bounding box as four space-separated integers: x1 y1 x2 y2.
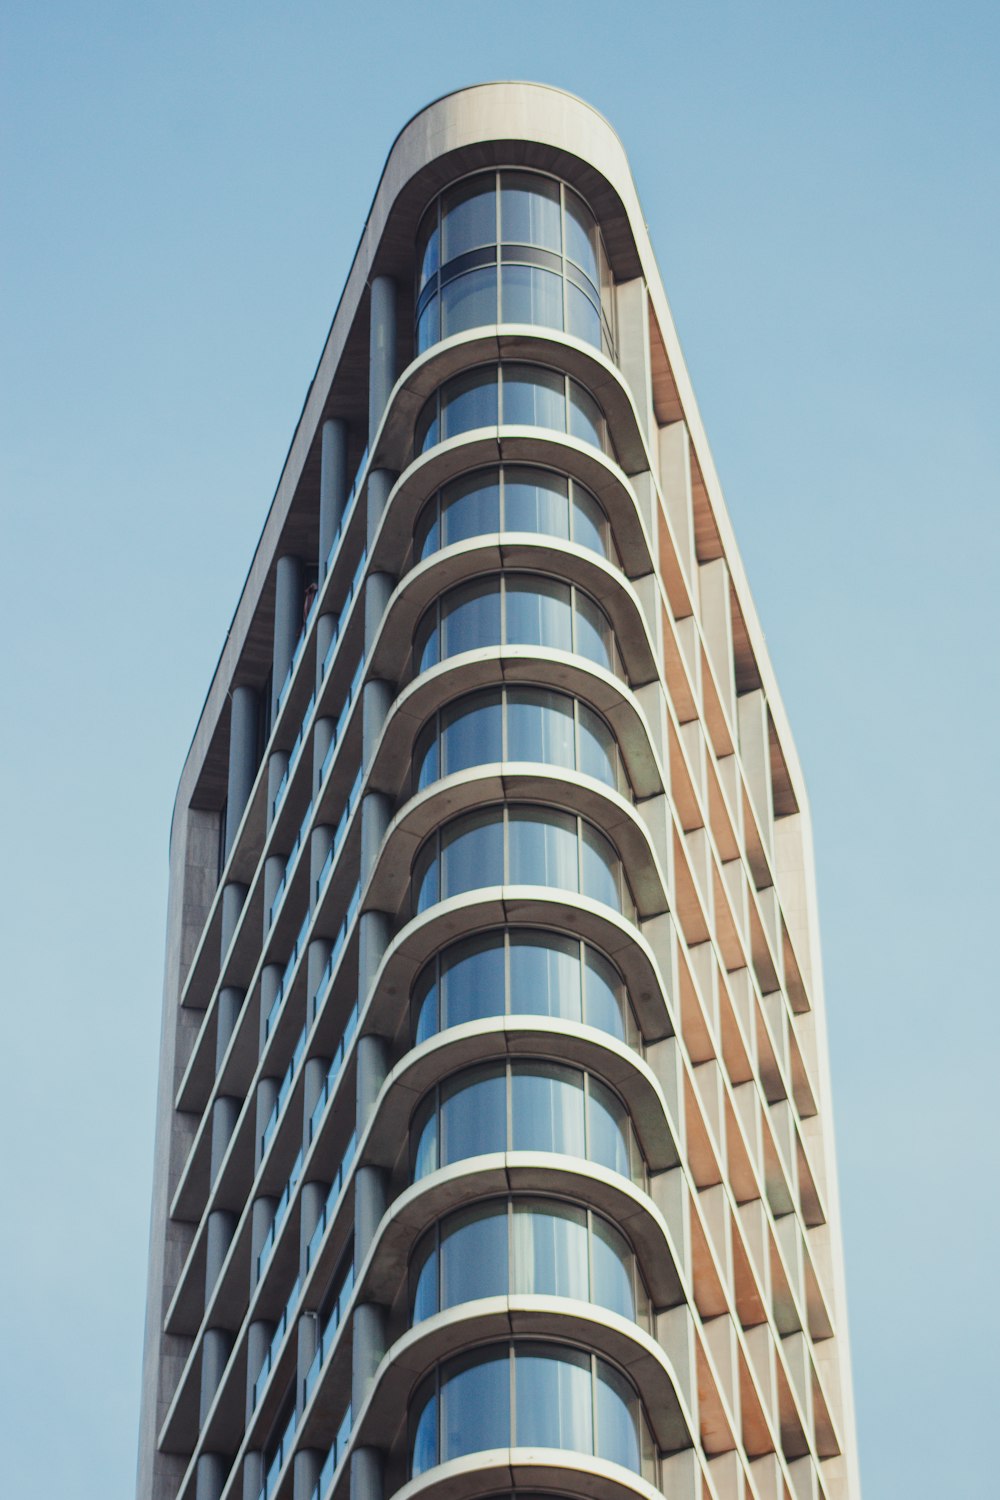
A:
594 1359 641 1471
576 703 617 787
565 188 601 286
500 173 561 250
440 1066 506 1166
416 207 440 291
441 267 499 339
413 838 438 914
440 931 506 1029
503 466 569 538
441 1348 511 1460
440 1203 509 1307
570 484 609 557
414 496 439 562
409 1376 438 1474
512 1201 588 1299
511 1062 586 1157
505 576 573 652
573 592 615 672
416 294 440 354
441 809 504 898
590 1217 636 1320
508 806 578 891
515 1344 592 1453
508 930 581 1022
410 1233 439 1322
587 1077 632 1179
411 1094 438 1179
580 821 621 911
566 282 602 348
440 366 499 439
502 363 566 430
441 470 501 546
414 606 439 674
568 380 605 449
582 946 626 1041
411 961 438 1045
413 719 439 792
442 176 497 263
500 264 564 331
506 687 576 770
441 691 502 775
441 577 501 657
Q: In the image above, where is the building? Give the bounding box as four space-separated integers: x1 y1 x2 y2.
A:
137 82 861 1500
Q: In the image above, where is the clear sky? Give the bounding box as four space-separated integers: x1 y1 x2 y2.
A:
2 3 997 1495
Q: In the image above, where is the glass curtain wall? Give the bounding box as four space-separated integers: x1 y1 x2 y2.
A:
414 465 617 564
414 363 610 457
415 171 615 358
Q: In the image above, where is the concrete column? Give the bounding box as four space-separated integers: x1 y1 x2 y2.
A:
351 1301 387 1411
310 823 334 900
295 1312 320 1416
210 1096 240 1182
300 1179 328 1280
226 686 260 856
303 1055 328 1139
307 938 333 1020
215 986 244 1072
368 275 397 442
293 1448 324 1500
195 1454 229 1500
199 1327 233 1426
204 1209 237 1298
313 715 335 795
242 1453 264 1500
360 794 392 888
263 853 285 931
272 554 306 720
315 615 338 694
267 751 290 829
250 1196 277 1287
320 418 349 576
358 911 391 1008
362 680 393 769
255 1078 280 1170
245 1317 274 1420
363 571 394 656
260 963 283 1051
220 882 249 959
355 1035 388 1135
354 1166 387 1266
351 1446 384 1500
366 469 397 549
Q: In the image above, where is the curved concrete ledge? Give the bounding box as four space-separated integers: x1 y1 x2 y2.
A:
355 1298 693 1452
366 888 673 1043
370 325 648 478
367 534 659 691
360 1014 678 1175
358 1152 685 1312
367 648 663 803
369 426 654 584
387 1450 665 1500
365 764 668 919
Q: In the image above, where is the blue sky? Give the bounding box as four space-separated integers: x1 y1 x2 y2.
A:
2 3 997 1495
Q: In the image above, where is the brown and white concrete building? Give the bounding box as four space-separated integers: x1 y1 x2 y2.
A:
137 82 861 1500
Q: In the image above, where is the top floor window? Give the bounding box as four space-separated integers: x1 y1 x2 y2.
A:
415 170 615 359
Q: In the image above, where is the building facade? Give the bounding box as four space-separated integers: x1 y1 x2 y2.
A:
137 83 861 1500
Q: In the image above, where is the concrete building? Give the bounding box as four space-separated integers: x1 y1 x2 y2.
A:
137 83 861 1500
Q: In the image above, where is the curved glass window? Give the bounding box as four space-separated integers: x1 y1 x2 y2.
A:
411 929 639 1048
414 363 610 457
415 170 615 359
410 1197 651 1328
408 1342 655 1479
412 804 635 920
413 573 620 678
410 1061 644 1186
413 687 629 798
414 465 616 564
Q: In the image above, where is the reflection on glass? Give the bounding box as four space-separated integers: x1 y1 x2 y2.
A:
414 465 614 564
415 366 608 457
501 173 562 251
